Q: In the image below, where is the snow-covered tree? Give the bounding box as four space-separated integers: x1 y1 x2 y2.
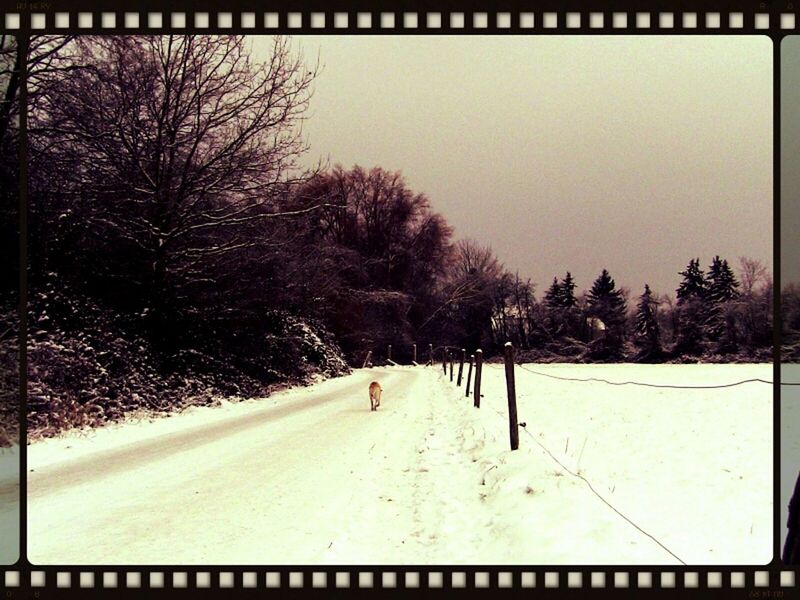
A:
634 284 661 359
544 277 562 308
674 258 708 354
707 256 740 304
705 256 740 344
587 269 627 353
29 36 320 350
560 272 577 308
676 258 707 304
588 270 626 326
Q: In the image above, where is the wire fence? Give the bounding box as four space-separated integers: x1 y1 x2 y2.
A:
434 343 778 566
484 361 773 389
374 342 779 563
482 404 687 565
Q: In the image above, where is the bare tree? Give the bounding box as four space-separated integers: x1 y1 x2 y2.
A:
738 256 769 296
290 165 453 359
29 35 322 346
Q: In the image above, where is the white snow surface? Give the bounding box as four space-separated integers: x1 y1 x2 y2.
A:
27 363 772 565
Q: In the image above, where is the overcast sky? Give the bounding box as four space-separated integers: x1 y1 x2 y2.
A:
253 35 772 297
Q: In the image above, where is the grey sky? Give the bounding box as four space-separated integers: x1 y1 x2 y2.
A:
253 35 772 298
783 36 800 287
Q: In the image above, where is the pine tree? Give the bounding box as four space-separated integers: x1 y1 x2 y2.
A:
676 258 706 304
559 271 578 337
706 256 739 304
634 284 661 358
587 269 627 343
544 277 562 308
674 258 708 355
560 272 577 308
706 256 740 346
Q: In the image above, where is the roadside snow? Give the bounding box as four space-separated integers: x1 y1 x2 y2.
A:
28 372 365 470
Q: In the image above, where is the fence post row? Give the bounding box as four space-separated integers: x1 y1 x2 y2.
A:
503 342 519 451
474 349 482 408
457 349 465 386
465 354 474 397
784 471 800 564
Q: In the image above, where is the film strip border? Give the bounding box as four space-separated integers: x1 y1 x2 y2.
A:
0 3 789 596
0 567 798 592
0 10 798 32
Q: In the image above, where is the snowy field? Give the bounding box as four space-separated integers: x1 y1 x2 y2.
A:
27 363 772 565
782 364 800 555
0 443 18 564
475 362 772 565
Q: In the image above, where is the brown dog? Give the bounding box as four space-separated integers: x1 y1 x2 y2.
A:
369 381 382 411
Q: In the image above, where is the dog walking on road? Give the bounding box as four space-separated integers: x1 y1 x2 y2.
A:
369 381 382 411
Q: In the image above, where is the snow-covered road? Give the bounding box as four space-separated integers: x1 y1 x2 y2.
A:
29 366 432 564
27 363 772 565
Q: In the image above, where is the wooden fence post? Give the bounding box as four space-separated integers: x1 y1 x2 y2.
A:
473 349 482 408
412 343 417 364
442 348 447 374
465 354 474 397
428 343 433 366
449 351 454 382
362 350 372 369
783 471 800 564
503 342 519 451
388 344 392 362
456 349 465 386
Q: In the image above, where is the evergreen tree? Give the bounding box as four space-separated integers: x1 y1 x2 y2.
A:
559 271 578 337
587 269 627 343
634 284 661 359
705 256 740 346
706 256 739 304
560 272 577 308
544 277 562 308
674 258 708 355
676 258 706 304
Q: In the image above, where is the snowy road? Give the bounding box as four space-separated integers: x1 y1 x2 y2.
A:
29 366 435 564
27 364 772 565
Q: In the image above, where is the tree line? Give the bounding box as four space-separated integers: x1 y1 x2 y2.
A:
483 256 772 363
0 35 778 435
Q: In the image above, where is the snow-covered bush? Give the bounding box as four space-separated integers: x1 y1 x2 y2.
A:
26 277 351 438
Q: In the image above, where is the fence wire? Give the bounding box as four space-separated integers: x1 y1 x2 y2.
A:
481 402 688 565
483 362 773 389
468 356 778 564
